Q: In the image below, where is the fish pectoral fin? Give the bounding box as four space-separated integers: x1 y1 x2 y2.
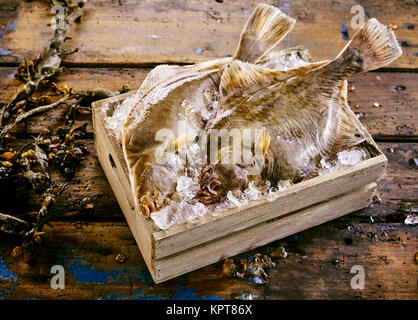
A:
220 60 282 100
234 3 295 63
331 82 365 155
220 59 329 103
255 127 271 155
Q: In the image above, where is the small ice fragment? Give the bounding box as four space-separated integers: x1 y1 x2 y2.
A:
242 9 250 13
244 182 261 200
277 180 291 191
248 276 264 284
404 215 418 225
272 246 288 259
281 247 288 259
200 106 211 120
176 175 200 199
227 191 241 207
191 202 208 219
104 94 138 139
373 102 381 108
188 143 201 163
148 34 159 39
320 158 331 169
183 201 207 222
236 292 258 300
151 201 180 230
337 149 365 166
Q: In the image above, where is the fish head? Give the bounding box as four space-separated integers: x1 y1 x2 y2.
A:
195 163 248 204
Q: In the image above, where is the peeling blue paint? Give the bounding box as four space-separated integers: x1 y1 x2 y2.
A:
0 48 13 55
0 257 17 283
61 250 222 300
242 9 250 14
97 285 223 300
0 22 17 37
195 48 203 54
171 287 222 300
63 258 153 285
0 22 16 55
341 23 350 40
132 286 222 300
98 294 120 300
68 260 120 284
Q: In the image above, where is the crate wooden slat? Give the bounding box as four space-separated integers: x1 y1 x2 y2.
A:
92 92 386 283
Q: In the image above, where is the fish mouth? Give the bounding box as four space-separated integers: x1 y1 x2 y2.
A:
195 179 223 204
196 167 224 204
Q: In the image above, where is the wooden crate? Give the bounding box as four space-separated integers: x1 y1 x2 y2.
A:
92 92 386 284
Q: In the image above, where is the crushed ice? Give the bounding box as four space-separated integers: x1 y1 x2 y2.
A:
151 146 370 230
103 94 138 140
318 147 369 175
104 92 371 231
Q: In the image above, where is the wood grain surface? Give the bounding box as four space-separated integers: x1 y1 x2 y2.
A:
0 0 416 300
0 0 416 68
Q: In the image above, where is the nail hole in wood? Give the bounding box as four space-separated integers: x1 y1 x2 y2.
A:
109 154 116 168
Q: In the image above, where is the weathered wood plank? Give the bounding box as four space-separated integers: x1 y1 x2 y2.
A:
0 220 416 299
153 184 378 282
0 67 416 137
0 0 416 68
1 141 416 220
349 72 418 138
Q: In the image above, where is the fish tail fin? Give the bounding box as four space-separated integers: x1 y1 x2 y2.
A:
326 19 402 77
234 3 295 63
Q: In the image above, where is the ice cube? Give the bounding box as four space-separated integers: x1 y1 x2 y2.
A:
337 149 366 166
244 182 261 200
227 191 241 207
104 95 138 138
404 215 418 225
176 175 200 200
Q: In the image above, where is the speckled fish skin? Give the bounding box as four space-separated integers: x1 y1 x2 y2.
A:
205 18 402 197
122 3 296 216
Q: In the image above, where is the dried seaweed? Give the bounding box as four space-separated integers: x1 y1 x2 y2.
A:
0 0 118 261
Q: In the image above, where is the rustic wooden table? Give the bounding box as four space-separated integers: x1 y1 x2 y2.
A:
0 0 416 300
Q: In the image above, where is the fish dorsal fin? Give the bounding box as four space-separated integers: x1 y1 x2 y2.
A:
136 58 230 101
220 61 281 100
234 3 295 63
136 64 182 99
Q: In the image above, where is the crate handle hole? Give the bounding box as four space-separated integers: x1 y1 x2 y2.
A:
109 154 117 168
